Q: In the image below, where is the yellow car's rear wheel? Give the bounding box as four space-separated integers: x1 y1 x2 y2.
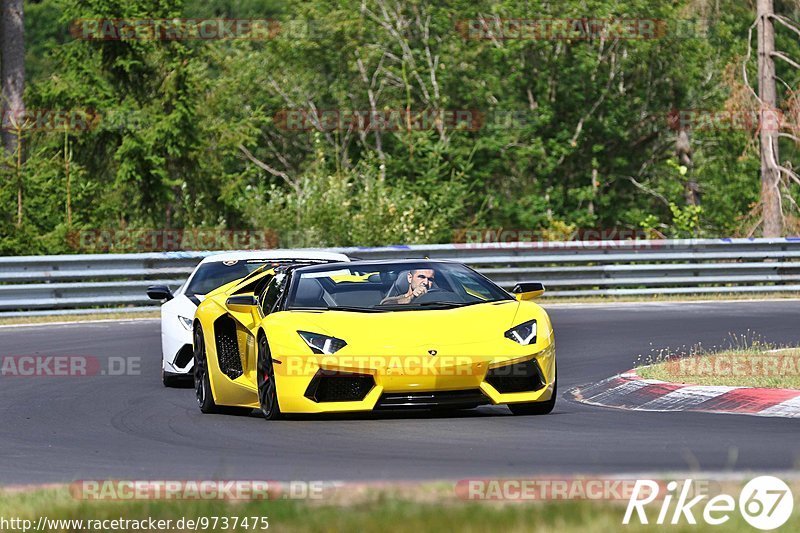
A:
257 333 281 420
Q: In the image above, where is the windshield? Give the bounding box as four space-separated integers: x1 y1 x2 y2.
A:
186 260 266 296
286 262 513 311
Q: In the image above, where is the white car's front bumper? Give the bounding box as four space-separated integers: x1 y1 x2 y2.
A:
160 295 198 375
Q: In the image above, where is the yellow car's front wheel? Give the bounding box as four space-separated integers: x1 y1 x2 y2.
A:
257 334 281 420
508 365 557 416
194 325 220 414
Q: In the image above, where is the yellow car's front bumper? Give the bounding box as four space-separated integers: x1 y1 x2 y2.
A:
266 342 556 413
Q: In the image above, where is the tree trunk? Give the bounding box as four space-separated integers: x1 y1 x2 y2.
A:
676 130 700 206
1 0 26 226
757 0 782 237
1 0 25 153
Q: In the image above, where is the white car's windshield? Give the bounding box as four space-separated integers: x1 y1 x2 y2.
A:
186 261 265 296
286 262 512 311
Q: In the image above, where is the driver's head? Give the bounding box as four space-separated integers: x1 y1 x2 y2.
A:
407 269 435 291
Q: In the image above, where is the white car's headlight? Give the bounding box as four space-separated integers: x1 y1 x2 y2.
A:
178 316 193 331
505 320 537 345
298 331 347 354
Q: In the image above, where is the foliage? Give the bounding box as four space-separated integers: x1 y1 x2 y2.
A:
1 0 799 253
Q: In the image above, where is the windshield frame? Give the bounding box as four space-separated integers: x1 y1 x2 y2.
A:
283 260 513 312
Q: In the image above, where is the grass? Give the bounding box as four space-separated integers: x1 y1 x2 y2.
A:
1 484 798 533
0 311 159 326
636 334 800 388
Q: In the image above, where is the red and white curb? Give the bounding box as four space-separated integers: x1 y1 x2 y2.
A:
570 369 800 418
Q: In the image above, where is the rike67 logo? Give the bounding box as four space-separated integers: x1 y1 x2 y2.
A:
624 476 794 530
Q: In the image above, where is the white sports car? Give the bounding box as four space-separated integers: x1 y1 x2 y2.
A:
147 250 350 386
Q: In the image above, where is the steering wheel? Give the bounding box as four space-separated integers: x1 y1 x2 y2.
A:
414 289 457 303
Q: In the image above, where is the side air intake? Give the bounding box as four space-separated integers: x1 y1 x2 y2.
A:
485 358 545 393
304 370 375 402
214 315 243 380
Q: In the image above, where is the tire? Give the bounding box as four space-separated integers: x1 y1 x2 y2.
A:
194 324 220 414
508 366 557 416
257 333 281 420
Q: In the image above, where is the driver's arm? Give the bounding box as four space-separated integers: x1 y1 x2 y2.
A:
379 294 412 305
380 284 427 305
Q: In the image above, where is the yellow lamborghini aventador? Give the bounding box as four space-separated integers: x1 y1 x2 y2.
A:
192 259 556 419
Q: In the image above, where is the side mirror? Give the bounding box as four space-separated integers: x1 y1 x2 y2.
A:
226 295 258 312
511 282 545 301
147 285 173 301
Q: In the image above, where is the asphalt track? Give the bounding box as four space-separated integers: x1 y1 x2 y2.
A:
1 301 799 485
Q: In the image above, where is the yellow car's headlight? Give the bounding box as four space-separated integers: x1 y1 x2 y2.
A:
298 331 347 354
505 320 537 345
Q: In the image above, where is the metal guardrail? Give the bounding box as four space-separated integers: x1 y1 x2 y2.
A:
1 238 800 316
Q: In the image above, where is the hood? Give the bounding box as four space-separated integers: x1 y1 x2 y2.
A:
281 300 535 354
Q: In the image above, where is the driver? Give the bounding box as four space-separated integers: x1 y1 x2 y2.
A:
380 269 436 305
